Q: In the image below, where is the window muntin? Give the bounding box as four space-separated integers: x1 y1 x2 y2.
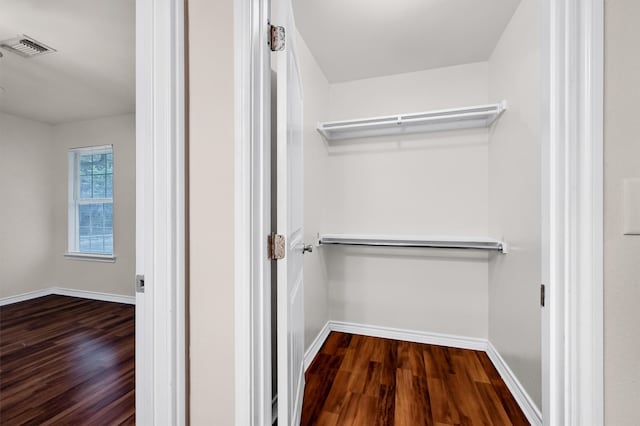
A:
68 146 114 255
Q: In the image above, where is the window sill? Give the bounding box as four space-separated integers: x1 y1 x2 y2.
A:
64 252 116 263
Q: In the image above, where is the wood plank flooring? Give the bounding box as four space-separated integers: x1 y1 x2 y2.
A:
0 295 135 425
301 332 530 426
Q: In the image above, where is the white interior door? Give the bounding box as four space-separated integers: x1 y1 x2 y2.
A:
276 1 305 423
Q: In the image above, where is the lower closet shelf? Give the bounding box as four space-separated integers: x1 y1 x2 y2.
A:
317 234 508 253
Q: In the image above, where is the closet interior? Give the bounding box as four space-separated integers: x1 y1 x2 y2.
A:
278 0 542 422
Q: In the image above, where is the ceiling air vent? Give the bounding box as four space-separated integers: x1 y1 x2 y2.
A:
0 35 56 58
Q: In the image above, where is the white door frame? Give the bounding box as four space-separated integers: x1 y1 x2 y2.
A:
235 0 606 424
542 0 604 424
136 0 186 423
234 0 273 425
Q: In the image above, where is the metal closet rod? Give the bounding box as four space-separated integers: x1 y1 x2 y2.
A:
317 234 508 254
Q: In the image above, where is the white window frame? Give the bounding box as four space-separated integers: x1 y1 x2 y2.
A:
66 144 116 261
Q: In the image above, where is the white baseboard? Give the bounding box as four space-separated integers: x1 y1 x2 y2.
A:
304 320 541 424
486 342 542 426
0 287 135 306
329 320 488 351
305 320 487 372
51 287 136 305
0 288 53 307
303 322 332 371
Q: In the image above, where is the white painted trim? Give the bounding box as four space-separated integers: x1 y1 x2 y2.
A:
135 0 153 418
542 0 604 424
575 2 604 424
235 0 273 424
66 145 115 255
487 342 543 426
63 253 116 262
135 0 186 423
68 144 113 153
328 320 488 351
51 287 136 305
0 287 135 306
303 322 332 371
234 0 253 420
291 366 304 425
0 289 52 307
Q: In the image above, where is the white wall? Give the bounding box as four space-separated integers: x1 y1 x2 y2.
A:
319 63 491 338
0 112 136 300
49 114 136 296
487 0 541 408
298 32 331 349
604 0 640 423
188 0 236 423
0 112 54 298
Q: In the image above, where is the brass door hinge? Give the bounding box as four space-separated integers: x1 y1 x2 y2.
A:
268 233 286 260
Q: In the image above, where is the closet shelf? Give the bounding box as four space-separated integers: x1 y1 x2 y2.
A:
317 234 508 254
316 101 507 141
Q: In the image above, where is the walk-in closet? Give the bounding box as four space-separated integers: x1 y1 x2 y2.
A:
273 0 543 423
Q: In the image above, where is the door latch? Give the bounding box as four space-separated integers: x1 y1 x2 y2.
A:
136 274 145 293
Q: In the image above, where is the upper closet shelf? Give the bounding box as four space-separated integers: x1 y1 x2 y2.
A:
318 234 508 254
317 101 507 141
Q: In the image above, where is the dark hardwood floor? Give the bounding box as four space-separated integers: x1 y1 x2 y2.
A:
0 295 135 425
301 332 530 426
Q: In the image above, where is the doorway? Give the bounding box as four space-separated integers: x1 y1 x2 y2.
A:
0 0 136 422
0 0 187 423
241 0 605 424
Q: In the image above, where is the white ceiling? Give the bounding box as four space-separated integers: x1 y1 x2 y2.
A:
293 0 522 83
0 0 134 124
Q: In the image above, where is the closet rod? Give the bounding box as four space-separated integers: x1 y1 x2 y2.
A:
317 234 507 253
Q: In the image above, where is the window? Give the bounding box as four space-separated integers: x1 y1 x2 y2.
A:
68 145 114 256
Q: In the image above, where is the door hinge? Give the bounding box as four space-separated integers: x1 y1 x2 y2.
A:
270 25 285 51
268 233 286 260
136 274 145 293
540 284 545 307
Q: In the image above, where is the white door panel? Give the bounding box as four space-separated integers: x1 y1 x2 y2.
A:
276 0 305 423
